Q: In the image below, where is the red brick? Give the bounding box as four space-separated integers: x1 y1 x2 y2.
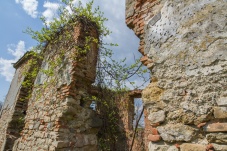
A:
139 22 145 27
139 48 145 56
133 18 139 25
148 134 161 142
175 144 180 148
151 123 160 127
151 128 158 135
144 60 152 66
139 44 144 49
136 30 141 36
137 18 144 25
142 2 150 7
197 122 206 128
135 2 141 7
137 26 144 32
140 40 145 45
140 29 144 34
135 6 141 12
140 55 148 63
206 144 214 150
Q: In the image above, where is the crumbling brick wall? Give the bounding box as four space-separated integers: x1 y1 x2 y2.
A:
0 13 146 151
0 54 37 151
126 0 227 150
0 19 102 151
12 21 101 151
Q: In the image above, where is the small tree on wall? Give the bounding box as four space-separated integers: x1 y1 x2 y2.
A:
25 0 148 91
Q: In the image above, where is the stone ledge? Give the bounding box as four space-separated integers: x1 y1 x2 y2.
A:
180 143 206 151
212 143 227 151
213 107 227 118
216 97 227 106
206 133 227 144
204 122 227 132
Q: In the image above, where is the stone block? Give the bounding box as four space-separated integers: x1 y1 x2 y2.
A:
206 133 227 144
180 101 211 115
180 143 206 151
148 142 178 151
212 143 227 151
148 110 165 124
28 124 34 130
204 122 227 132
142 82 164 105
216 97 227 106
33 121 40 130
167 109 195 125
39 125 44 131
157 124 196 143
214 107 227 118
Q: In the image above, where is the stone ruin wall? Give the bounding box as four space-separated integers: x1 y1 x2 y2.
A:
0 0 227 150
0 20 104 150
126 0 227 150
12 22 102 150
0 15 144 151
0 54 36 151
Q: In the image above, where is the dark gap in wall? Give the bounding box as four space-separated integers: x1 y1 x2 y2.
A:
80 98 85 107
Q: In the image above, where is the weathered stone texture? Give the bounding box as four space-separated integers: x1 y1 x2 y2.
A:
213 107 227 118
157 124 196 142
206 133 227 144
126 0 227 150
212 143 227 151
148 110 165 124
204 122 227 132
148 142 178 151
180 143 206 151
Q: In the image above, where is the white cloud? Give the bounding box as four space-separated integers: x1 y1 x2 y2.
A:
0 41 27 82
15 0 38 18
42 1 60 25
8 41 27 60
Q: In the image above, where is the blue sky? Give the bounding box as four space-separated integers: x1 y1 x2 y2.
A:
0 0 147 102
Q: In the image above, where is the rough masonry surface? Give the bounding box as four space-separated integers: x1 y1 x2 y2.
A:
126 0 227 150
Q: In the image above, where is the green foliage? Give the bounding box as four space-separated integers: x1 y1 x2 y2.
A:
24 0 148 91
25 0 109 47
